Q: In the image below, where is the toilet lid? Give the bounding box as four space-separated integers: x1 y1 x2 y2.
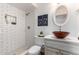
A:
28 45 41 54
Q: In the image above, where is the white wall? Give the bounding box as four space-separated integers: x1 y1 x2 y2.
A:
62 3 79 38
35 3 59 36
0 3 27 54
35 3 79 39
25 11 35 48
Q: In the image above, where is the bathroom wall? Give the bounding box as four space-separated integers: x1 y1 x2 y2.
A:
25 11 35 49
62 3 79 38
35 3 79 39
0 3 27 54
35 3 59 36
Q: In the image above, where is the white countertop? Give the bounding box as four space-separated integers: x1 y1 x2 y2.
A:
44 35 79 44
35 36 44 38
35 35 79 45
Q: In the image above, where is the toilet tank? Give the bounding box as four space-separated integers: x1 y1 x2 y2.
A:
34 36 44 46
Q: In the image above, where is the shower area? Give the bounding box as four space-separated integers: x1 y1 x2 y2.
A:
0 3 35 55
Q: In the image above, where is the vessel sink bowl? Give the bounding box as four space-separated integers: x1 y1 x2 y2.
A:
53 31 69 39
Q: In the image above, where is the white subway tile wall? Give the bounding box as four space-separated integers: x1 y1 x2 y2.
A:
0 3 27 55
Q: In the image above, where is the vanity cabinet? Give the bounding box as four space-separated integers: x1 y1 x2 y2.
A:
44 35 79 55
45 46 72 55
45 46 60 55
60 50 72 55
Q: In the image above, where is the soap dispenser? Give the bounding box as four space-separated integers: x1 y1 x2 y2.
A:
78 37 79 40
40 44 45 55
78 33 79 40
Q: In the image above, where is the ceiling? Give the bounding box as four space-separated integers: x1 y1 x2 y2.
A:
8 3 52 14
8 3 36 13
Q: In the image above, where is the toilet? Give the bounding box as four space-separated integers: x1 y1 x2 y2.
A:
27 37 44 55
27 45 41 55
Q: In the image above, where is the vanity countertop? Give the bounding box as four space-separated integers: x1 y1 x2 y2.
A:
35 35 79 44
44 35 79 44
35 36 44 38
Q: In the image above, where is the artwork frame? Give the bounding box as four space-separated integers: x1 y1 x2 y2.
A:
38 14 48 26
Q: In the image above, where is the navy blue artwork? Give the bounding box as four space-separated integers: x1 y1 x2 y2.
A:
38 14 48 26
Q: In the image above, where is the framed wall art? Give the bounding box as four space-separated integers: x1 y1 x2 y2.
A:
38 14 48 26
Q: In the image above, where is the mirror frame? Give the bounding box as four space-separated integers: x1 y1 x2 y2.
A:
53 5 69 26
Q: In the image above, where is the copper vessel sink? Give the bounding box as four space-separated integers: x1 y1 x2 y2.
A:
53 31 69 39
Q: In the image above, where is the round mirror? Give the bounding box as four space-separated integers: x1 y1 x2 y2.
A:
54 5 68 26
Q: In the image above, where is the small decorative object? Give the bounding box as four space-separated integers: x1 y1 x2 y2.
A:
27 26 30 29
78 33 79 40
40 45 45 55
38 14 48 26
40 31 43 34
5 14 17 25
78 37 79 40
38 31 44 37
